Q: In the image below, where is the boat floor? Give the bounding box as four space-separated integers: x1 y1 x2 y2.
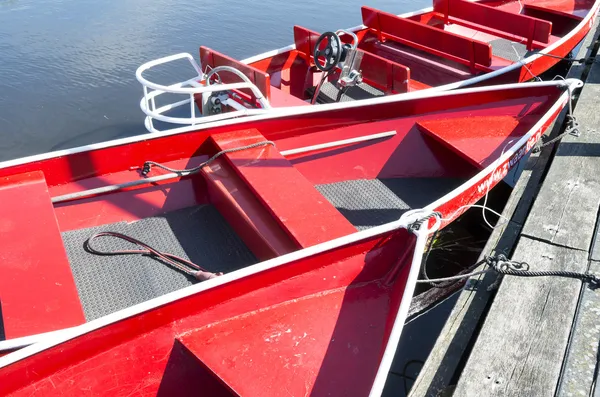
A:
316 178 466 230
306 82 385 104
54 177 465 321
62 205 257 320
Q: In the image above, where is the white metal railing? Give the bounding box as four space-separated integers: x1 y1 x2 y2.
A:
135 53 272 134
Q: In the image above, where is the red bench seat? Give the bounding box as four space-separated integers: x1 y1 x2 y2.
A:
361 6 492 72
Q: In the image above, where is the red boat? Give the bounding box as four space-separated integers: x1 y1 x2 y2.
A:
134 0 599 135
0 80 577 395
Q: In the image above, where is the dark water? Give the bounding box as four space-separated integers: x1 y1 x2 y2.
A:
0 0 428 161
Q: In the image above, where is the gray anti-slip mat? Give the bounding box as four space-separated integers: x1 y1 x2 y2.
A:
308 81 385 104
489 38 533 62
62 205 257 321
316 178 465 230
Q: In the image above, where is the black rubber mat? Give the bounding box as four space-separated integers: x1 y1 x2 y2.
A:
62 205 257 321
316 178 465 230
489 38 535 62
306 81 385 104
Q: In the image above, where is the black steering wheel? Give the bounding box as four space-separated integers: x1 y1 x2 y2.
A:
313 32 342 72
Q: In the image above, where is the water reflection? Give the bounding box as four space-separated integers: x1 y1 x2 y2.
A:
0 0 427 160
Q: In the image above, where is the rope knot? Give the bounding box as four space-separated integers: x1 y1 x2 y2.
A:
408 211 442 232
583 273 600 288
565 114 580 137
141 162 152 176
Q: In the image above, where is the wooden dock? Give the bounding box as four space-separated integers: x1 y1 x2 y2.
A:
410 16 600 397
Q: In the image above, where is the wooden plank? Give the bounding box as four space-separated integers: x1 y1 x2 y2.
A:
555 41 600 396
521 60 600 251
557 258 600 396
410 18 600 396
453 26 600 396
409 145 552 397
453 237 587 396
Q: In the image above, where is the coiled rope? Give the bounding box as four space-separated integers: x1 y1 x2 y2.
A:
85 232 223 281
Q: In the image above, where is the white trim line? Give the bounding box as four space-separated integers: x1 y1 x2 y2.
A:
279 130 396 156
369 228 430 397
0 80 575 171
0 213 422 368
425 79 581 215
238 7 434 64
0 328 78 352
0 79 575 368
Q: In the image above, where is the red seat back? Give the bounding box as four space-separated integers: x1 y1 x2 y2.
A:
293 25 320 65
200 46 271 100
293 25 411 93
433 0 552 48
361 6 492 70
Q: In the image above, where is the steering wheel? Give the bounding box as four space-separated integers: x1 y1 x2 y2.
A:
313 32 342 72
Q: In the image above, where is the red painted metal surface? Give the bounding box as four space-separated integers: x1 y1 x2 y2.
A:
200 46 271 100
203 157 300 260
269 85 310 107
0 172 85 339
433 0 552 49
357 49 411 93
249 0 599 93
293 25 320 66
279 95 551 184
417 115 524 168
431 94 567 229
50 156 210 231
361 6 493 71
293 25 412 94
210 129 357 247
0 228 414 396
0 83 568 349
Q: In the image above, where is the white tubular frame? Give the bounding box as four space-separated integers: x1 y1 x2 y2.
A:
135 53 271 134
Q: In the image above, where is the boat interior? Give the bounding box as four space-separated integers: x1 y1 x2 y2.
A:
0 83 567 394
185 0 592 111
0 82 564 346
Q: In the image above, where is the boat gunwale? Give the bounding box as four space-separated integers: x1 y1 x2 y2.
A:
240 2 600 91
0 79 575 370
0 80 578 171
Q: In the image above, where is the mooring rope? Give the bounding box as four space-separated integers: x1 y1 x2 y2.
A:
416 254 600 287
533 77 581 152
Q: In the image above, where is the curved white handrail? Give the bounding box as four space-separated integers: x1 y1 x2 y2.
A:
135 52 271 133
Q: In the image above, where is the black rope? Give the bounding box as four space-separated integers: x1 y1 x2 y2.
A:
533 114 580 152
85 232 222 281
416 254 600 288
491 254 600 287
536 53 599 65
389 359 424 395
141 140 276 176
